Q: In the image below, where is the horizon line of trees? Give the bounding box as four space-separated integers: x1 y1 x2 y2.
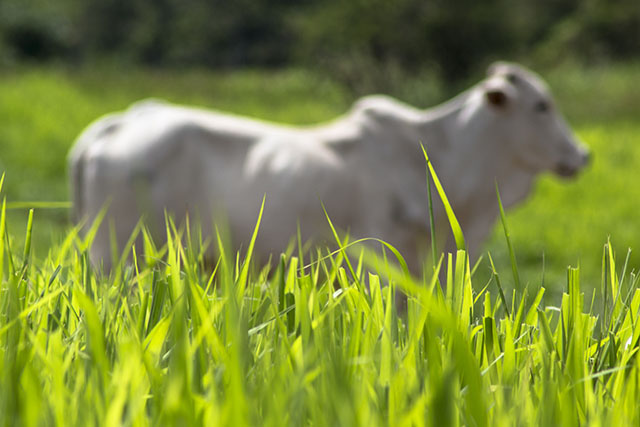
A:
0 0 638 91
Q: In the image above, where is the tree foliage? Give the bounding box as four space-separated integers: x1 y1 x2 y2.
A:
0 0 637 87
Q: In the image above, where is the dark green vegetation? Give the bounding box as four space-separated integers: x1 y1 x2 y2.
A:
1 0 638 92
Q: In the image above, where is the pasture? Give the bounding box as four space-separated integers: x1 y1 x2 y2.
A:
0 63 638 297
1 165 640 425
0 63 639 424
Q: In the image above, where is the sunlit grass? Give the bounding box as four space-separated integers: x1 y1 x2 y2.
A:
2 172 640 426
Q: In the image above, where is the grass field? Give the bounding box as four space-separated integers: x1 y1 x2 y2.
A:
0 62 638 299
1 175 640 425
0 63 639 424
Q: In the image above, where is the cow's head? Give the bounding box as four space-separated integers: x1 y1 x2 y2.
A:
481 61 590 178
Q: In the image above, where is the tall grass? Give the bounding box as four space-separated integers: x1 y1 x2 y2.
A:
2 170 640 426
0 63 638 425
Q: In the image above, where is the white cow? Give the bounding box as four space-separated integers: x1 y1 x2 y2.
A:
69 62 589 272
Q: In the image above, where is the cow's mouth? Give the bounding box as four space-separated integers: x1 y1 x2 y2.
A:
554 163 579 178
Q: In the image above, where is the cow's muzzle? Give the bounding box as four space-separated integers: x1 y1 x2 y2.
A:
555 149 591 178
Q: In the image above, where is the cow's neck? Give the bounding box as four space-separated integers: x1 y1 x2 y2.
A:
416 90 470 158
417 94 535 212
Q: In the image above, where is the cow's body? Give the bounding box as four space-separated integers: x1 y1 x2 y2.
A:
69 62 589 272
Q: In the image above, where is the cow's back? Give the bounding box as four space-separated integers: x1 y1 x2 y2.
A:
69 100 283 268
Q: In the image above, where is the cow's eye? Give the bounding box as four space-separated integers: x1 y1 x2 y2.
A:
534 101 550 113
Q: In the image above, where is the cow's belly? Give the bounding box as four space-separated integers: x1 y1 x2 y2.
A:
229 164 357 262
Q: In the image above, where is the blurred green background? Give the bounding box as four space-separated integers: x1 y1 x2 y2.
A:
0 0 638 300
1 0 638 89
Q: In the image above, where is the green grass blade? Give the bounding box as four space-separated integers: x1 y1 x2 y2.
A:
495 182 521 291
425 152 439 269
6 201 72 210
22 209 34 258
525 287 546 326
322 202 363 292
236 194 266 301
421 144 465 251
488 253 510 318
0 197 5 279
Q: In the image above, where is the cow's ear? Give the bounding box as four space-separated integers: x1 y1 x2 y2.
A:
486 89 508 108
487 61 507 76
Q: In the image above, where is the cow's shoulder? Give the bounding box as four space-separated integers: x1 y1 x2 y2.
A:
352 95 417 116
127 98 172 114
350 95 424 130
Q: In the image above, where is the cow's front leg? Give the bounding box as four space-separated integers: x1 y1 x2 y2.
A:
458 212 498 263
